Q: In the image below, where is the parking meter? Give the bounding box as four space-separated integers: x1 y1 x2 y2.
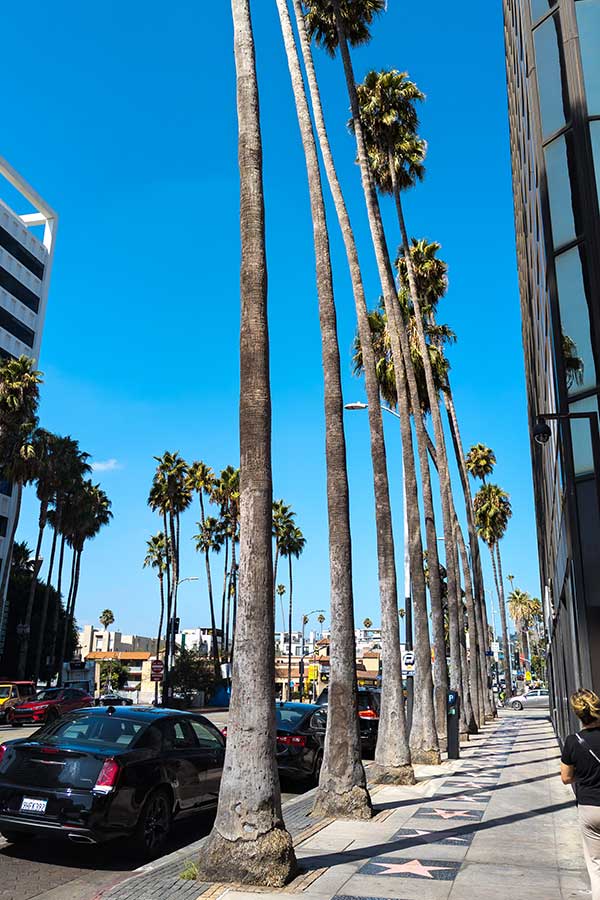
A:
447 690 460 759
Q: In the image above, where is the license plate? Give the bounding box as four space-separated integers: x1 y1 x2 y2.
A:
20 797 47 814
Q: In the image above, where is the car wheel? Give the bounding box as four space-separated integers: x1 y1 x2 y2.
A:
1 830 34 843
511 701 523 711
133 789 172 858
45 709 59 724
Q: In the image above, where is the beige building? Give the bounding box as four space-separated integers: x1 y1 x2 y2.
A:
85 651 156 703
79 625 157 657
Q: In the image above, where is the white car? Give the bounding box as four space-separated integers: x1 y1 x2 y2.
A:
509 688 549 710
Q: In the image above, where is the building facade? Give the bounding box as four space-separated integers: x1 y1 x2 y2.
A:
0 158 58 653
503 0 600 740
78 624 158 657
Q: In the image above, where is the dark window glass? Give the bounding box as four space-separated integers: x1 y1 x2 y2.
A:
591 120 600 207
0 266 40 314
533 14 570 138
569 396 600 475
0 227 44 280
189 719 223 749
544 133 579 247
0 480 12 497
0 515 7 538
0 348 15 362
0 307 34 348
531 0 556 21
576 0 600 114
555 245 597 394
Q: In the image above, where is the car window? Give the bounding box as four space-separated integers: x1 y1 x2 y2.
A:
36 714 144 747
276 708 311 728
35 689 63 702
0 686 11 699
528 690 539 697
540 690 549 696
190 719 223 749
309 710 327 730
134 724 162 751
160 719 197 750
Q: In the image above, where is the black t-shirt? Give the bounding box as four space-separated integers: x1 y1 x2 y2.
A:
561 727 600 806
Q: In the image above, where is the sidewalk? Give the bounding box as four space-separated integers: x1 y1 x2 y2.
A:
97 711 590 900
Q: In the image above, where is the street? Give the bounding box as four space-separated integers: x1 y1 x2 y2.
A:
0 710 309 900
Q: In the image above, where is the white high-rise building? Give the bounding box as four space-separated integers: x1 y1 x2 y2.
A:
0 157 58 653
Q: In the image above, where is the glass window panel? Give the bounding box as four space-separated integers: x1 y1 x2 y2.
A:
591 120 600 208
555 245 597 395
575 0 600 114
569 396 600 476
531 0 556 22
544 133 578 247
533 14 570 138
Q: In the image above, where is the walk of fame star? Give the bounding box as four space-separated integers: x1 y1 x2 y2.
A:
372 859 453 879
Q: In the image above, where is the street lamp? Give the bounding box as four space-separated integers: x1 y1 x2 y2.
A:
533 411 600 514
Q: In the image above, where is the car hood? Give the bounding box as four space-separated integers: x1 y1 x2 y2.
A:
14 700 55 710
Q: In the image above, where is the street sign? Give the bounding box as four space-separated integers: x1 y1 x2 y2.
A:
150 660 164 682
402 650 415 673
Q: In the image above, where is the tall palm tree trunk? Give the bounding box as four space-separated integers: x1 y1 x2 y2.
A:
331 2 439 765
454 515 482 726
287 555 293 701
276 0 371 818
58 548 78 680
221 531 230 650
443 389 494 718
17 501 47 678
289 0 413 780
32 525 59 682
389 167 465 735
155 573 165 705
488 544 510 697
197 0 295 884
495 542 513 698
65 548 83 657
205 549 221 676
49 532 66 674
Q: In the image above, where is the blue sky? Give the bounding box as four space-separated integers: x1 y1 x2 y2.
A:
3 0 538 640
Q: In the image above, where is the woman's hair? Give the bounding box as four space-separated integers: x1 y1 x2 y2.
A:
570 689 600 725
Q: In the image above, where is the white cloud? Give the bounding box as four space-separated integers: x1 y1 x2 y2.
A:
91 458 122 473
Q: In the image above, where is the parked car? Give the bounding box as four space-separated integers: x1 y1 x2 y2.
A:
316 686 382 719
0 706 225 854
97 692 134 707
508 688 550 710
7 688 94 727
0 682 36 724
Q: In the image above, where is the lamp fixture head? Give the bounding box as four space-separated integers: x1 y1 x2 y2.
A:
533 418 552 446
344 401 368 411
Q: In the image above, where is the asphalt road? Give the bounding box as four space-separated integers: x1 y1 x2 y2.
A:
0 710 308 900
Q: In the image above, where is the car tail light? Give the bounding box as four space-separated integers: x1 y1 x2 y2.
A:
0 744 6 765
221 726 227 738
94 759 120 794
359 709 378 719
277 734 307 747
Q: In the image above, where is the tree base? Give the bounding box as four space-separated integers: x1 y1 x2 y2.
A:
460 731 470 742
369 763 416 785
196 826 296 887
410 748 442 766
311 783 373 820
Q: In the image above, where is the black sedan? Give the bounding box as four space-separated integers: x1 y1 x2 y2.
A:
0 706 225 856
272 702 377 783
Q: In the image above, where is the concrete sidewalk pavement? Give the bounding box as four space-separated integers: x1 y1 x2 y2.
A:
97 710 590 900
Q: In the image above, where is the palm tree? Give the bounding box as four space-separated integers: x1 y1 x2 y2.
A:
194 516 223 675
317 612 325 636
280 524 306 704
197 0 295 885
276 583 286 643
143 532 168 662
358 66 470 739
59 481 112 670
99 609 114 632
41 439 91 680
0 356 42 605
276 0 372 818
466 444 496 483
287 0 413 781
508 587 534 665
474 483 513 697
272 499 293 603
304 0 439 766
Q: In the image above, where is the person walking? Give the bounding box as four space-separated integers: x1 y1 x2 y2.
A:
561 688 600 899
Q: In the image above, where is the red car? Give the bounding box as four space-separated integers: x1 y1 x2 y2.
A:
8 688 93 727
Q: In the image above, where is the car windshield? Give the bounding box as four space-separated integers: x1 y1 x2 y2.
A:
0 686 11 699
276 708 309 729
358 692 380 712
36 714 144 747
35 689 62 702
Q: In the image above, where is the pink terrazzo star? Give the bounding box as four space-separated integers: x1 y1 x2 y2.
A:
432 808 477 819
449 793 490 802
373 859 453 879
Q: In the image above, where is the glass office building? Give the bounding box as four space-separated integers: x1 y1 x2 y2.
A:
503 0 600 740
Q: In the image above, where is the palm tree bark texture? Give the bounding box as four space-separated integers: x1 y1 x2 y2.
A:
287 0 413 782
196 0 296 885
276 0 371 819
